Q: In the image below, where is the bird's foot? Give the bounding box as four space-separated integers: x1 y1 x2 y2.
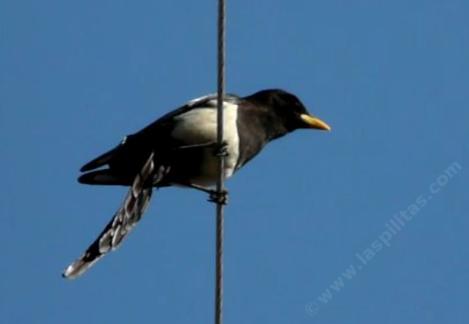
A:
208 189 229 205
183 182 229 205
213 141 229 158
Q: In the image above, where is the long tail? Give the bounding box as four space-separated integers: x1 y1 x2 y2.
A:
63 152 162 279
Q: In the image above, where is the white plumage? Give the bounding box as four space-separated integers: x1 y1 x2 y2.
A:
171 100 239 185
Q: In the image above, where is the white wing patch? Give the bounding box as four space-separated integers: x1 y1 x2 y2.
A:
171 101 239 185
187 94 216 106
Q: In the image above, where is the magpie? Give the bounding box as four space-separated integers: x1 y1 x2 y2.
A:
63 89 331 279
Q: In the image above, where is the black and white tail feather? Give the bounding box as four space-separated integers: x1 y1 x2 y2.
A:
63 152 166 279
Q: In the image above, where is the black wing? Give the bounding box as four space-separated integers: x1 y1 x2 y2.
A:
77 94 239 185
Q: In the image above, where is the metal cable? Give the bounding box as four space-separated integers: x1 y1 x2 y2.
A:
215 0 226 323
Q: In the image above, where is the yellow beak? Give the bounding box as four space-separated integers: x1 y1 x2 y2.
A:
300 114 331 131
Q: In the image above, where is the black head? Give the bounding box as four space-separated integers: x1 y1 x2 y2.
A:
246 89 331 132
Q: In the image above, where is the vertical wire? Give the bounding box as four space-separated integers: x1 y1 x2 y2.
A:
215 0 226 323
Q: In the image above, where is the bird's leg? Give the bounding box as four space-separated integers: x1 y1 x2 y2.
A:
209 140 229 204
174 141 217 150
174 141 229 157
176 140 230 205
184 183 229 205
184 183 214 194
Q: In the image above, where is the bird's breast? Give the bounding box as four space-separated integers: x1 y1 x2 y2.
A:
170 102 240 186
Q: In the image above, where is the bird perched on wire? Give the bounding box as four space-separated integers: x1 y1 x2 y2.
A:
62 89 331 279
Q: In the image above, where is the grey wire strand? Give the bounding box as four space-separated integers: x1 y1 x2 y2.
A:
215 0 226 323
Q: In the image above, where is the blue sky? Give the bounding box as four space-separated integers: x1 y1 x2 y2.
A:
1 1 468 323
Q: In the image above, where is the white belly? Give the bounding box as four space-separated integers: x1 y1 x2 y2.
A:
170 101 239 186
